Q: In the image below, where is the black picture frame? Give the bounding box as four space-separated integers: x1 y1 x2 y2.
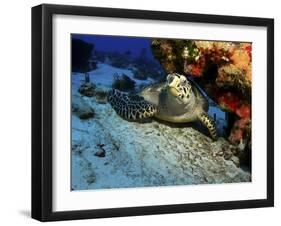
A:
32 4 274 222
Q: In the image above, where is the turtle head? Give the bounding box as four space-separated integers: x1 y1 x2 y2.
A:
166 73 192 104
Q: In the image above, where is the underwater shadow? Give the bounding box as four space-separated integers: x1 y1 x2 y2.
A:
153 117 213 139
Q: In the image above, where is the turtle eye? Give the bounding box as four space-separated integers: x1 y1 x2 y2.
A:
167 74 175 84
181 80 187 86
179 75 188 86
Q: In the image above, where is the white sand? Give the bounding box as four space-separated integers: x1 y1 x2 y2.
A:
71 64 250 190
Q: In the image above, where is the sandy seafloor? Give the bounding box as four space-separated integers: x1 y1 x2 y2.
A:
71 63 251 190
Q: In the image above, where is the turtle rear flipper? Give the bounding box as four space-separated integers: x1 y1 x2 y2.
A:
198 112 218 140
108 89 157 121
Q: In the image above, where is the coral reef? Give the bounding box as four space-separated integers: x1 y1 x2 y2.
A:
151 39 252 151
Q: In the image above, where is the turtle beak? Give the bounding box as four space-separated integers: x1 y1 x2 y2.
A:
168 76 179 88
168 86 179 97
166 74 181 97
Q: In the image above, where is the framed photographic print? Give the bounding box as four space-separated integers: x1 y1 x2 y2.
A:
32 4 274 221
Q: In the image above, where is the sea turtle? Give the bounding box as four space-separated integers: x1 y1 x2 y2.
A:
108 73 218 140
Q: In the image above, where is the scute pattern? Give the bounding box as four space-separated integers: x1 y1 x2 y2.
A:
108 89 157 120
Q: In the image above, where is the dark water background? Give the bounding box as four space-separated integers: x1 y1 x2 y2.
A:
72 34 155 60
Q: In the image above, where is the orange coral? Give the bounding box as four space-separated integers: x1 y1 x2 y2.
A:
230 49 251 71
151 39 253 148
245 65 252 81
229 47 252 83
241 43 252 60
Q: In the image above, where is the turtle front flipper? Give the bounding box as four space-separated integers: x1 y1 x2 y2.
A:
198 112 218 140
108 89 157 121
